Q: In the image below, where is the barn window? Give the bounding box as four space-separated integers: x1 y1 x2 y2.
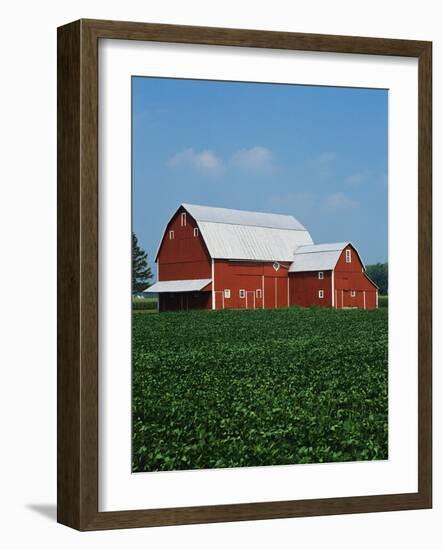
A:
256 289 262 298
318 271 324 279
239 289 246 299
169 230 174 240
181 212 187 226
351 290 356 297
273 262 280 271
193 227 199 237
345 249 352 263
318 290 324 299
224 289 231 299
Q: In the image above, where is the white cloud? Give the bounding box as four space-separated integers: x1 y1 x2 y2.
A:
230 146 273 172
306 152 337 179
317 152 337 163
323 192 358 212
167 148 223 174
346 172 368 186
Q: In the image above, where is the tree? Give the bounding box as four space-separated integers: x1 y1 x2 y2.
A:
365 262 388 295
132 232 153 293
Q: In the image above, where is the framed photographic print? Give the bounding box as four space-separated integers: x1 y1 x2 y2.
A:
57 19 432 530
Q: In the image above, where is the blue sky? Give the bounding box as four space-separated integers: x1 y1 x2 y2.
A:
132 77 387 272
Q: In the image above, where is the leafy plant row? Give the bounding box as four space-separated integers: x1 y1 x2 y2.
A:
132 307 388 472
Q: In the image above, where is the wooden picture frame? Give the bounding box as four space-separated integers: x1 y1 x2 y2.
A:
57 19 432 530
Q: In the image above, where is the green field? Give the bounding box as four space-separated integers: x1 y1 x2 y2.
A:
132 307 388 472
132 297 158 311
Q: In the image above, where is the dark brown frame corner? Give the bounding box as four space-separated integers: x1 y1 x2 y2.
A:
57 19 432 530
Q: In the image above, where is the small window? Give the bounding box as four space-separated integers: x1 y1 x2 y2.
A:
318 271 324 279
224 289 231 299
169 230 174 240
351 290 356 297
273 262 280 271
345 249 352 263
318 290 324 299
181 212 187 226
193 227 199 237
239 289 246 299
256 289 262 298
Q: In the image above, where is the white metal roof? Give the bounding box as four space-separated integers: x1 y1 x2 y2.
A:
289 242 350 272
143 278 212 293
181 204 313 261
182 203 307 230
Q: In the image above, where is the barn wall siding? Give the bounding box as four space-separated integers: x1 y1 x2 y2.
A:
157 208 212 281
213 260 289 310
289 271 333 307
333 246 378 310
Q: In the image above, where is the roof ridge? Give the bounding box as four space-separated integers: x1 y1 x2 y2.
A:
182 202 296 219
198 220 309 231
294 242 349 254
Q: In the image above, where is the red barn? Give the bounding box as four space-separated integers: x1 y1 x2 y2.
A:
145 204 378 311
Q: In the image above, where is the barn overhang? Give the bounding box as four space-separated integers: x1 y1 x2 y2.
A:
144 278 212 293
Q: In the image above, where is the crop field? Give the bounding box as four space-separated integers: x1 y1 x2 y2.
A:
132 307 388 472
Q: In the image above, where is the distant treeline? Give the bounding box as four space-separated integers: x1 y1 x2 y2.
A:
366 263 388 295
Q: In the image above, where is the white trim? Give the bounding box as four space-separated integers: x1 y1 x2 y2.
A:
255 288 262 299
211 259 215 310
331 270 335 308
156 262 160 312
345 248 352 263
318 271 324 279
224 289 231 299
318 289 324 299
213 290 225 309
287 277 289 307
341 289 344 308
239 289 246 299
181 212 187 226
351 290 356 298
363 290 366 310
193 227 199 237
169 230 174 240
376 290 379 309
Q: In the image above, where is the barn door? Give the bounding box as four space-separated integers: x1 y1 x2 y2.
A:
214 291 224 310
246 291 255 309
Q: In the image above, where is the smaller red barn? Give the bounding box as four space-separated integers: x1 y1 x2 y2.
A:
289 242 378 309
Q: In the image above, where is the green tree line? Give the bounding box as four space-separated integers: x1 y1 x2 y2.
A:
365 262 388 295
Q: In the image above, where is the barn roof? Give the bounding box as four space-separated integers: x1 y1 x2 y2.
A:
289 242 364 272
182 203 313 261
144 278 212 293
183 203 307 230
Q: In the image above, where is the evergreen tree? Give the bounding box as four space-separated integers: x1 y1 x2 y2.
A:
132 232 153 293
